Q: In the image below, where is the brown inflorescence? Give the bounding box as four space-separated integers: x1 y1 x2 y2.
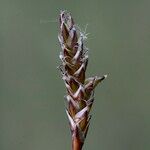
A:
58 10 107 150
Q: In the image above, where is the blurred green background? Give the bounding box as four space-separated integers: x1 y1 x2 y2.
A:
0 0 150 150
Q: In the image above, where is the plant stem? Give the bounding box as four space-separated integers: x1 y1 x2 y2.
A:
72 136 83 150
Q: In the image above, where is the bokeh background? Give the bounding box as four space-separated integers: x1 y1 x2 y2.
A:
0 0 150 150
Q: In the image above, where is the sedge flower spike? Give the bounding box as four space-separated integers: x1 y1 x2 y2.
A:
58 10 107 150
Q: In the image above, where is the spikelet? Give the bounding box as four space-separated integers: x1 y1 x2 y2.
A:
58 10 107 150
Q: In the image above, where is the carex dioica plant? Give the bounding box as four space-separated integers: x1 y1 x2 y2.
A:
58 11 107 150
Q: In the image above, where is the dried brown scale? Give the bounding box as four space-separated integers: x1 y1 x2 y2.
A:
58 10 107 150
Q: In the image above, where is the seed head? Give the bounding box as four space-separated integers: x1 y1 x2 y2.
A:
58 10 107 150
